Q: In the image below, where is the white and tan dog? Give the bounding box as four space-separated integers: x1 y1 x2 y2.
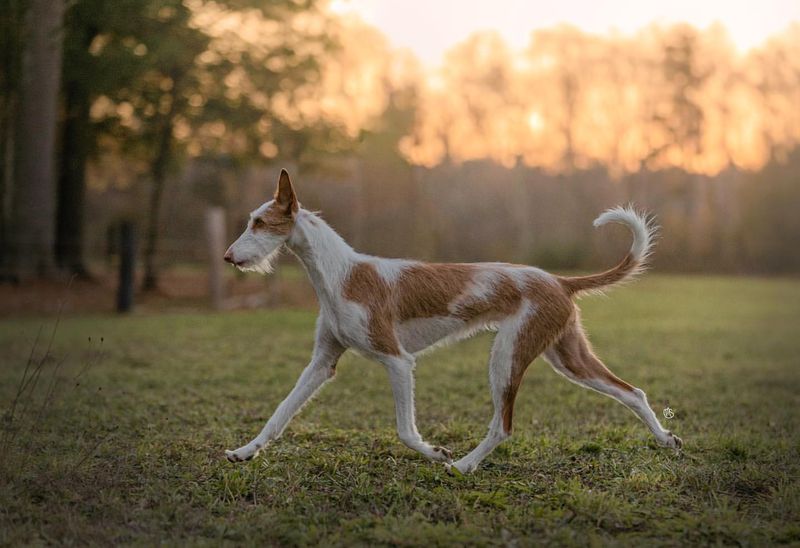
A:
223 170 682 474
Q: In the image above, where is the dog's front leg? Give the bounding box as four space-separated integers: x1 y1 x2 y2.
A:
380 354 453 463
226 324 345 463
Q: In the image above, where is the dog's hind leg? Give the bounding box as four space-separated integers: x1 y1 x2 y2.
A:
450 305 546 474
226 320 346 463
543 320 682 449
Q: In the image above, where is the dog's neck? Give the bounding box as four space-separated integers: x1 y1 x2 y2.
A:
286 210 357 308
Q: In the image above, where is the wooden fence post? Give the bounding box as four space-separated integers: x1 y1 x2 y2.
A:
205 207 226 310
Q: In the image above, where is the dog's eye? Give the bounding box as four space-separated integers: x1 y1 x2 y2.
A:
252 218 265 229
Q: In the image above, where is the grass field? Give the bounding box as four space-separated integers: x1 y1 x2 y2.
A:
1 275 799 545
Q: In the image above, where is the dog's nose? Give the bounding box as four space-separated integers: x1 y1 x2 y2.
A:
223 249 234 263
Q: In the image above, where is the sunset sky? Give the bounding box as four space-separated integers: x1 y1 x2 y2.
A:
181 0 800 174
328 0 800 65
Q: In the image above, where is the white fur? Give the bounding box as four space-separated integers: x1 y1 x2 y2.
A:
374 258 419 284
593 205 656 264
397 316 466 354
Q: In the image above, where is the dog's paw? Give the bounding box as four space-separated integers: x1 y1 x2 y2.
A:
444 462 465 478
432 446 453 463
225 446 257 463
449 457 477 475
660 431 683 450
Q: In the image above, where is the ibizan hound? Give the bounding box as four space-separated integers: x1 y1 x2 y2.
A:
223 170 682 474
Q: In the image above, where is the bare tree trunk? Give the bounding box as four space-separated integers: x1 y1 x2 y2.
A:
0 99 13 277
142 112 174 291
56 83 91 277
0 0 26 278
560 72 577 172
56 18 98 279
12 0 65 279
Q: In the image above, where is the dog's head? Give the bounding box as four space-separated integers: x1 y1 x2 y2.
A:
224 169 298 273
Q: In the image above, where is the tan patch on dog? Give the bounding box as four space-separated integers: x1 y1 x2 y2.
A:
343 262 478 355
549 319 635 392
253 202 293 236
275 169 300 215
453 271 523 322
394 264 475 321
560 253 636 295
342 262 400 355
502 275 576 433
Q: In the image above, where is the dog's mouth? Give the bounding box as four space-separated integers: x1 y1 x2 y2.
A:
232 248 281 274
231 259 255 272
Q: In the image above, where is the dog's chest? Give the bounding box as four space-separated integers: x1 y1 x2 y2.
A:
320 299 372 349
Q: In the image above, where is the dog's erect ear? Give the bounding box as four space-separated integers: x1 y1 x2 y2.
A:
274 169 298 215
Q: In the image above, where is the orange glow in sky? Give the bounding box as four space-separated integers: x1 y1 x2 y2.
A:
174 1 800 175
328 0 800 66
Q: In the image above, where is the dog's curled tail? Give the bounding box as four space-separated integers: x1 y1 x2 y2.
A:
559 205 657 297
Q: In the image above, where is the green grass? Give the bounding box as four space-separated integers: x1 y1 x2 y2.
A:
1 275 799 545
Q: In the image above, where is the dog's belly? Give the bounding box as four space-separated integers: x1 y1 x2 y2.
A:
397 316 471 354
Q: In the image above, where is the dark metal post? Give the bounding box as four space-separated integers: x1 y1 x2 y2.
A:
117 222 135 313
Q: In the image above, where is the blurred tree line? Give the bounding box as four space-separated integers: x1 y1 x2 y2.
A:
1 3 798 283
1 0 348 286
